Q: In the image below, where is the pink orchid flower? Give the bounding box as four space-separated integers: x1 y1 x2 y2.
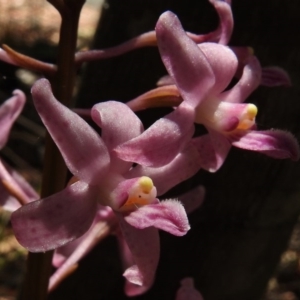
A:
11 78 202 293
116 11 299 172
0 90 39 210
49 185 205 296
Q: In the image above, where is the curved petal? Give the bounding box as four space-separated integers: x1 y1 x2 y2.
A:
116 213 159 295
199 43 238 95
219 56 262 103
156 11 215 108
192 130 231 172
11 181 98 252
125 142 202 196
209 0 233 45
91 101 143 173
124 200 190 236
0 90 26 149
115 104 195 167
230 129 300 161
31 79 110 185
176 278 204 300
261 66 291 87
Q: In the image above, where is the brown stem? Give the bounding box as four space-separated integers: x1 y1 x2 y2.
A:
17 1 85 300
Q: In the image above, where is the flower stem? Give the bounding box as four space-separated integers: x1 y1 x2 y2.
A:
17 1 85 299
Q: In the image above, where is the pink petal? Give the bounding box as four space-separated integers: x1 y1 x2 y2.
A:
124 200 190 236
199 43 238 95
0 161 38 211
219 56 262 103
126 142 202 196
156 11 215 108
209 0 233 45
176 278 204 300
0 90 26 149
11 181 98 252
261 66 292 87
117 213 160 295
192 130 231 172
115 104 195 167
179 185 205 214
230 129 300 160
31 79 110 185
91 101 143 173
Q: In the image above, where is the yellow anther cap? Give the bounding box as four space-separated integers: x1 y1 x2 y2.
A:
139 176 154 194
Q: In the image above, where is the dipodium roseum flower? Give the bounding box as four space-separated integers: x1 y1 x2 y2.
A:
49 185 205 296
0 90 38 210
116 11 299 171
11 79 201 293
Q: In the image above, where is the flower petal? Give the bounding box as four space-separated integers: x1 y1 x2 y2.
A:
0 161 38 211
261 66 292 87
125 142 202 196
31 79 110 185
192 130 231 172
156 11 215 108
91 101 143 173
11 181 98 252
0 90 26 149
209 0 233 45
116 213 160 295
124 199 190 236
230 129 300 160
115 104 195 167
199 43 238 95
219 56 262 103
176 278 204 300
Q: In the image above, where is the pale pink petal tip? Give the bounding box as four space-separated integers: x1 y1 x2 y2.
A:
231 130 300 161
261 66 292 87
176 277 204 300
125 199 190 236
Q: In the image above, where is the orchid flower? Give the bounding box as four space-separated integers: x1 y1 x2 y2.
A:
0 90 38 210
116 11 299 172
49 185 205 295
175 278 204 300
11 78 203 293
